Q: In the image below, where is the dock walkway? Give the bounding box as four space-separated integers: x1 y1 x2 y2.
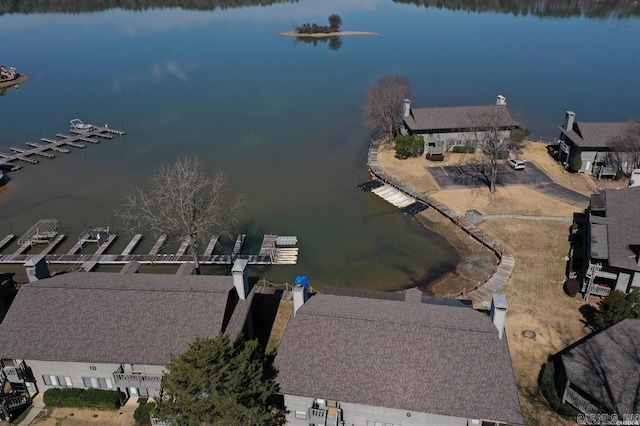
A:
0 124 125 171
0 233 297 267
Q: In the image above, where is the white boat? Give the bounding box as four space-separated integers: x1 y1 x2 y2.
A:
70 118 93 132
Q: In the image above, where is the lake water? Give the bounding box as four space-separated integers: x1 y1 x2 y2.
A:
0 0 638 289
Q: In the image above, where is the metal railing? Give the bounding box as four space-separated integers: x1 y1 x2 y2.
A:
113 372 162 387
2 360 27 382
564 387 602 414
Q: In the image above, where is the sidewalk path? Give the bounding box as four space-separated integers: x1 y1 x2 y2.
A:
18 393 44 426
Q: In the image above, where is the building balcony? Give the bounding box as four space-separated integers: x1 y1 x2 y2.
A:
112 368 162 389
564 386 602 415
2 361 27 383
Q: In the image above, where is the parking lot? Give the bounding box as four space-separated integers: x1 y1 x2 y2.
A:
427 162 590 207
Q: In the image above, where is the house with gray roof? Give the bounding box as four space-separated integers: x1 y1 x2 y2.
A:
401 95 519 160
275 287 524 426
580 186 640 299
558 319 640 415
0 263 253 412
556 111 639 175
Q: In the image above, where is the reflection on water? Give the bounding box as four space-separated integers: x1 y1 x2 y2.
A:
295 36 342 50
0 0 637 17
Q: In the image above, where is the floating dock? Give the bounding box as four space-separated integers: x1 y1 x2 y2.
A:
0 123 125 171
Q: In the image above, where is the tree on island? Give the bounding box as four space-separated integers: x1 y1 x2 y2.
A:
116 154 242 273
154 334 285 425
296 14 343 34
362 75 412 145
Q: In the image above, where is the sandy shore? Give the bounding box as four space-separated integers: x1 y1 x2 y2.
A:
279 31 378 38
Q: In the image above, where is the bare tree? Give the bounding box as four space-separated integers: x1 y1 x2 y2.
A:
362 75 412 145
608 121 640 174
465 107 519 194
116 155 242 273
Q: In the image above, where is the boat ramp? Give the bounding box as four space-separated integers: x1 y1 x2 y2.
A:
0 220 299 271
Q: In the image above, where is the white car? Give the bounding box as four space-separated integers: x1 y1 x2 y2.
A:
508 158 525 170
630 169 640 187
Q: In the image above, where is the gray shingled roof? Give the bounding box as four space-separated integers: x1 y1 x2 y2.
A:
403 104 518 132
561 319 640 415
558 121 635 149
275 290 523 424
590 187 640 271
0 272 249 365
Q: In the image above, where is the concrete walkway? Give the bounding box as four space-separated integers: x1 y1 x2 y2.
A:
17 393 44 426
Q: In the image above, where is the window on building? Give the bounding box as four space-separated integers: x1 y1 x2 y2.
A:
82 377 113 389
42 375 73 387
294 410 307 419
42 375 57 386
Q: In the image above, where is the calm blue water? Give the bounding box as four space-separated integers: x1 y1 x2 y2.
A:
0 0 638 289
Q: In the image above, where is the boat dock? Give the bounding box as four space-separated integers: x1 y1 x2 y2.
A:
0 122 125 171
0 227 299 267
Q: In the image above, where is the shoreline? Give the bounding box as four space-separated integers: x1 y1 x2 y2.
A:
413 208 497 297
372 143 499 297
279 31 378 38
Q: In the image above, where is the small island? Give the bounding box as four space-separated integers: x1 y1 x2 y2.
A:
280 14 377 38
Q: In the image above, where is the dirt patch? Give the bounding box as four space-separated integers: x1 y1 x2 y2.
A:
31 407 134 426
266 298 293 354
376 146 439 193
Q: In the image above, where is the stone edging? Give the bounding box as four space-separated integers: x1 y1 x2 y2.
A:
367 140 514 301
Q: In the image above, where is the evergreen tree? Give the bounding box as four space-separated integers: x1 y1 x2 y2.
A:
593 289 640 330
154 334 284 425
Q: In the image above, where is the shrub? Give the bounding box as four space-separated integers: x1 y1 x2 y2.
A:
564 278 580 298
452 145 475 154
569 155 582 172
539 361 579 417
394 135 424 159
134 401 156 425
43 388 121 409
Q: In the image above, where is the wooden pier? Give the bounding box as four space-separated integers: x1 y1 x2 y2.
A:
0 123 125 171
0 231 298 268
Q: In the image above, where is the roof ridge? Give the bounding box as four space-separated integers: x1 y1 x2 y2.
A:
300 310 496 335
25 284 228 293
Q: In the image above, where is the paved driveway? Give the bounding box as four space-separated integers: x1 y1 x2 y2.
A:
427 162 590 207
